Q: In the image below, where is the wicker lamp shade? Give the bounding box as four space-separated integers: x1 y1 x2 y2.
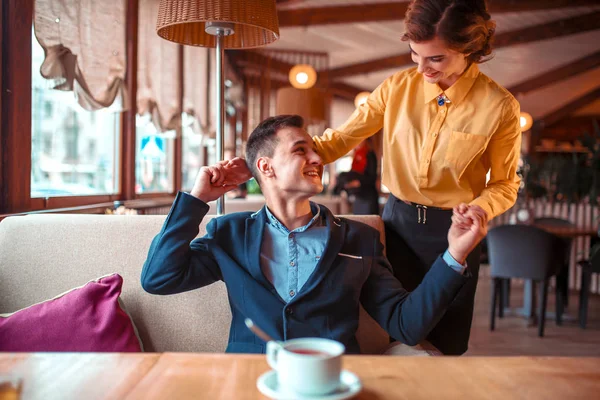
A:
156 0 279 48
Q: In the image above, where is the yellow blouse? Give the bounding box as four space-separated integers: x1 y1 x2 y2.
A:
314 63 521 219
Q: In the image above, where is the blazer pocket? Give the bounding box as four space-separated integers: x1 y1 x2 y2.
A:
444 131 488 179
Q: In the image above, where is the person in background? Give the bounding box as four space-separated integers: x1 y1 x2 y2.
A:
332 139 380 215
141 115 487 354
310 0 522 355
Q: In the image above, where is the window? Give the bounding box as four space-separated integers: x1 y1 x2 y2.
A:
181 113 205 191
31 32 120 198
135 114 175 194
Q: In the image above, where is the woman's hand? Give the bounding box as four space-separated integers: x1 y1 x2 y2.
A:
447 203 488 264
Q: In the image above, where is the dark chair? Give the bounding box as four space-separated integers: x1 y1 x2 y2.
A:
578 242 600 329
533 217 575 310
487 225 568 337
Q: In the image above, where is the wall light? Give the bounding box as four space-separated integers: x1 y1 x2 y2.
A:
289 64 317 89
354 91 370 108
520 111 533 132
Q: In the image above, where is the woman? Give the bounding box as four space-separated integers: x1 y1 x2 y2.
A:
313 0 521 355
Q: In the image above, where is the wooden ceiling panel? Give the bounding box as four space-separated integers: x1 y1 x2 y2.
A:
268 27 356 53
480 30 600 89
278 1 600 27
518 67 600 120
493 5 600 33
328 11 600 79
341 67 410 91
278 0 405 11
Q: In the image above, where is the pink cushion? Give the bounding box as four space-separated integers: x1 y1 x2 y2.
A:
0 274 142 352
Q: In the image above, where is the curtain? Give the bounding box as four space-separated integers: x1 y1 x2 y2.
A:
34 0 127 111
183 46 210 136
137 0 181 132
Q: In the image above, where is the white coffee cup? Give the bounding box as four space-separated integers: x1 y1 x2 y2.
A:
266 337 345 396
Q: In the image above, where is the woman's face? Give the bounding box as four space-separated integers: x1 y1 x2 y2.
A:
409 36 469 89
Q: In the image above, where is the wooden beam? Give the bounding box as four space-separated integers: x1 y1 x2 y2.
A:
329 82 366 102
278 3 408 27
276 0 306 4
329 11 600 79
328 54 412 81
509 51 600 95
228 50 296 78
494 11 600 48
229 51 366 101
538 86 600 128
278 0 600 27
121 0 138 200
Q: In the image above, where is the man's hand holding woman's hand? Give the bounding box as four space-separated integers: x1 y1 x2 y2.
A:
190 158 253 203
447 203 488 265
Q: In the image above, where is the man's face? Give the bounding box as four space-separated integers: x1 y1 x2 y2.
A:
261 127 323 197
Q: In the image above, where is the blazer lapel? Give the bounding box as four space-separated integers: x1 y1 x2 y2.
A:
244 208 271 288
294 205 346 301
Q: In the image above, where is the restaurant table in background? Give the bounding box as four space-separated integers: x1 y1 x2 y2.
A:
517 223 600 322
1 353 600 399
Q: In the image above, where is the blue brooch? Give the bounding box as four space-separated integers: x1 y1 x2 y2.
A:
436 94 451 106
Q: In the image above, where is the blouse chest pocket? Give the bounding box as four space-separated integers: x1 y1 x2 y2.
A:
444 131 488 179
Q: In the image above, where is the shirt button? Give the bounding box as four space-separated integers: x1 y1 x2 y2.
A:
441 109 446 114
433 133 438 137
286 308 293 315
289 290 295 297
290 261 295 266
426 159 430 164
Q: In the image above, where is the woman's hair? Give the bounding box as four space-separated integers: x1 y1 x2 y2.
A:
402 0 496 64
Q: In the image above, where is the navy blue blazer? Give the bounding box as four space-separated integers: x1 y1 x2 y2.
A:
141 192 469 354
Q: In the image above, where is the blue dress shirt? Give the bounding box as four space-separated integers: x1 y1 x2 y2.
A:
260 202 465 304
260 202 327 303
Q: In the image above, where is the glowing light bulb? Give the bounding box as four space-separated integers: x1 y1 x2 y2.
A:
296 72 309 85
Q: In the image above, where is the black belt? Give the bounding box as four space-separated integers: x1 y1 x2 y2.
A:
400 200 452 225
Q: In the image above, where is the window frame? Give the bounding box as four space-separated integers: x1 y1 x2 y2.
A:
0 0 186 214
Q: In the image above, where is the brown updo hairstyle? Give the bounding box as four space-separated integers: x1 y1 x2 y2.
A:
402 0 496 64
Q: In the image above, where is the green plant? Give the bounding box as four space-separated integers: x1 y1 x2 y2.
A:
246 178 262 195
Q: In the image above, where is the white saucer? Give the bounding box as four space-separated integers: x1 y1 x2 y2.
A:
257 369 362 400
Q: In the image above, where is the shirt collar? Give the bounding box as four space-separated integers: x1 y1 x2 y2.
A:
264 202 322 234
423 63 480 106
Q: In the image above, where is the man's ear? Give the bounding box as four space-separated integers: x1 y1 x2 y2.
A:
256 157 274 179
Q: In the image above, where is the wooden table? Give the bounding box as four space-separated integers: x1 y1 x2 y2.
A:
2 353 600 399
534 224 598 239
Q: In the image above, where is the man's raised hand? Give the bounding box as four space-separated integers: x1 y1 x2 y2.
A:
190 159 249 203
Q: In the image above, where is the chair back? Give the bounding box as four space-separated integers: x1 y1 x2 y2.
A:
487 224 566 280
590 244 600 273
533 217 574 228
533 217 574 264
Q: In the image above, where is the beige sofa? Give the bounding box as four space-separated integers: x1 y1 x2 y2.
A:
0 212 435 355
205 194 350 215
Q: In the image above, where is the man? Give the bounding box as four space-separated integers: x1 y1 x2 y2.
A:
141 115 487 354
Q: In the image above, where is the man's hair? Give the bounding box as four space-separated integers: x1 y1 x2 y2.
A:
245 115 304 184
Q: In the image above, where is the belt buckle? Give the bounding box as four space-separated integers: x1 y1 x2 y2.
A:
416 204 428 224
